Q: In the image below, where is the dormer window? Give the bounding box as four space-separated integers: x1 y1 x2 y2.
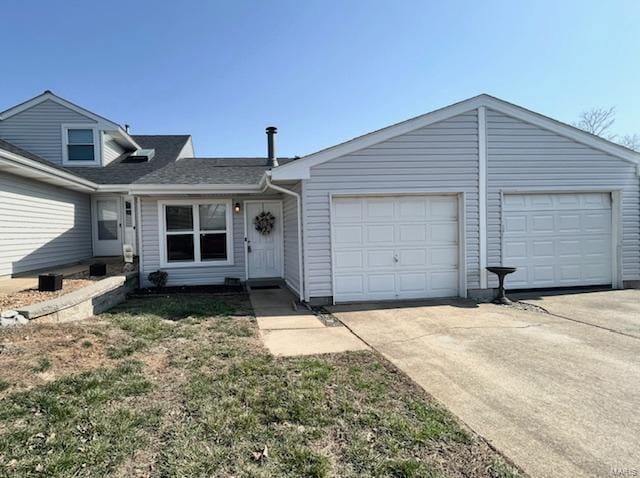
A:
62 125 100 165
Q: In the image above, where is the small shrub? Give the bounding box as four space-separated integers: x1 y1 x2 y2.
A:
148 270 168 288
0 379 9 392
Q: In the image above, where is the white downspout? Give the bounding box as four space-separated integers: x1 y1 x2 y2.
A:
264 173 305 302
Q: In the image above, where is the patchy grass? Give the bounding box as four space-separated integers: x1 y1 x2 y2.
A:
31 356 52 373
0 293 522 477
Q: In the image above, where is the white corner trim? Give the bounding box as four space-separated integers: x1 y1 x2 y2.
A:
157 199 234 268
478 106 488 289
61 124 102 166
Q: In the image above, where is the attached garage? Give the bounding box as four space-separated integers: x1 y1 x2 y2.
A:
502 192 614 289
331 194 461 302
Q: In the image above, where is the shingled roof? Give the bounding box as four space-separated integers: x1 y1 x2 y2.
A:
66 135 192 184
134 157 296 185
1 136 297 187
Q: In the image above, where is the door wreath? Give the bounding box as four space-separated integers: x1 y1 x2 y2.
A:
254 211 276 235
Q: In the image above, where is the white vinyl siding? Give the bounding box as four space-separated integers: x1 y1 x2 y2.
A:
0 171 92 276
486 109 640 286
103 135 126 165
139 195 286 287
283 182 302 294
0 99 97 165
303 111 479 300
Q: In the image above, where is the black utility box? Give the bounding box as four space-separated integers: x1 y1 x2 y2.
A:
38 274 63 292
90 263 107 277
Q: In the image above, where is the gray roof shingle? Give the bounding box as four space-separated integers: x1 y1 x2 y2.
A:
134 157 296 184
1 135 297 187
66 135 192 184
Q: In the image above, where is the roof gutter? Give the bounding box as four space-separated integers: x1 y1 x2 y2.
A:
264 172 305 302
0 148 98 192
124 183 265 195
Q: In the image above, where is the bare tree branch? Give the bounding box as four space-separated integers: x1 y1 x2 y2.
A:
573 106 617 140
619 134 640 151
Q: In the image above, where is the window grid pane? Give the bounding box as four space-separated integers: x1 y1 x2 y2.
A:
200 233 227 261
68 129 94 144
199 204 227 231
68 145 95 161
166 205 193 231
167 234 195 262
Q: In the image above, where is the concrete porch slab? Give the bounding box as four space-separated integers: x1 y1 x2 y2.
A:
260 327 370 356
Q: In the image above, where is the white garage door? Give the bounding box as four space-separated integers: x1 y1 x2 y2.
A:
503 193 612 288
332 195 459 302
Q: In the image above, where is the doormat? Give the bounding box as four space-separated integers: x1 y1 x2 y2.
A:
250 285 281 290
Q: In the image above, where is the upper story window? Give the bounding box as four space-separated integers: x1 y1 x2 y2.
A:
62 125 100 165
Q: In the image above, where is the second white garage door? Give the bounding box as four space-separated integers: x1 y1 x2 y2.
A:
332 195 459 302
502 193 613 288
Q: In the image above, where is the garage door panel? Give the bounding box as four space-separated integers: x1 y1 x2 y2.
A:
334 275 364 296
398 223 428 242
334 199 362 222
430 246 458 267
398 273 427 293
398 198 427 219
504 215 527 234
367 274 395 294
367 249 395 268
334 225 363 245
398 249 427 267
366 224 394 243
335 250 363 269
531 215 554 233
557 214 580 233
365 198 394 220
431 223 458 243
333 195 459 302
430 271 459 293
503 193 612 289
532 240 554 258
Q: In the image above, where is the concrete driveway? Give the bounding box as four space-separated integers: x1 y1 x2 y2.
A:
330 291 640 478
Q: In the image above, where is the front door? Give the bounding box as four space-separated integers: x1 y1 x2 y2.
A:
92 196 122 256
246 200 283 279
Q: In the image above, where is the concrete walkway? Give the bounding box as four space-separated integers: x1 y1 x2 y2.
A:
249 287 368 356
331 296 640 478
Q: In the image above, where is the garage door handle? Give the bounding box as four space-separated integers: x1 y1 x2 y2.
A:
393 254 399 262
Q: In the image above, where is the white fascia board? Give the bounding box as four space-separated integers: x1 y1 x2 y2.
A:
124 183 263 195
0 91 122 131
271 94 640 180
0 150 98 192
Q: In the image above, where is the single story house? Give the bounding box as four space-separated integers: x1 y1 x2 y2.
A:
1 91 639 304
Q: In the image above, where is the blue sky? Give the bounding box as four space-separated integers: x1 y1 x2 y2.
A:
2 1 639 157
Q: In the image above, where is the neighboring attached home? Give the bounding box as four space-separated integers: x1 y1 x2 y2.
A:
1 91 639 304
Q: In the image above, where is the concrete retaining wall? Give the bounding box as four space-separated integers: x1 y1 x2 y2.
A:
17 272 138 324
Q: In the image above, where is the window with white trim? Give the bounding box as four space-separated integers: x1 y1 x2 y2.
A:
161 201 233 266
62 125 99 164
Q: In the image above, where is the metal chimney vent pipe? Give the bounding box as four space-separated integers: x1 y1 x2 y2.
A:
266 126 278 167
